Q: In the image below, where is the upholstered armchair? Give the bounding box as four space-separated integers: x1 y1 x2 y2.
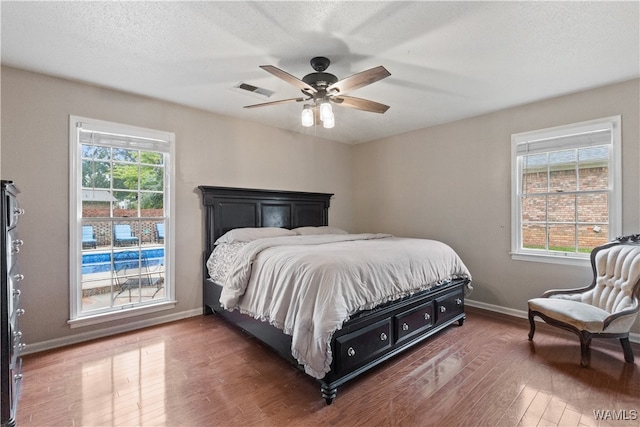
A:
528 234 640 367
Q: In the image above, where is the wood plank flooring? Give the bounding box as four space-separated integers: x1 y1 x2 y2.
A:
16 307 640 427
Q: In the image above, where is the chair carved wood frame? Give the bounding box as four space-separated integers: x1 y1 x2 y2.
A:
528 234 640 367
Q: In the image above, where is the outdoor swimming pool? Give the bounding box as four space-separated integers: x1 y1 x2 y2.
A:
82 247 164 275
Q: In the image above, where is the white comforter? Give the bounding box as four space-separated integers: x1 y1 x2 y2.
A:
217 234 472 379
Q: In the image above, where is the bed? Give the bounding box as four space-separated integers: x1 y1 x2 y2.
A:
199 186 472 404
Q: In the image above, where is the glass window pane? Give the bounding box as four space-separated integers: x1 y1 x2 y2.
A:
141 151 163 166
522 154 547 194
140 165 163 191
82 144 110 160
521 195 546 222
549 150 576 192
548 224 576 252
82 200 110 218
113 191 138 217
578 225 608 253
548 194 575 222
113 148 138 162
140 193 164 217
522 224 546 250
113 222 140 248
81 221 112 313
577 194 608 223
82 159 111 188
578 146 609 190
112 163 139 190
81 220 112 250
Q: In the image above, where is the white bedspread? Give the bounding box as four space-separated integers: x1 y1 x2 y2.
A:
217 234 472 379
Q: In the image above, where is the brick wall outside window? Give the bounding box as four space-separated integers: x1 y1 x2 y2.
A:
521 166 609 250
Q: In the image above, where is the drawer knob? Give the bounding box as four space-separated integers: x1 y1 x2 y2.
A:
440 306 447 313
17 343 26 351
455 298 462 305
13 274 24 282
402 322 409 331
13 208 25 216
347 347 356 357
13 289 21 297
16 308 25 316
14 373 23 382
13 331 22 339
380 332 388 341
424 313 431 320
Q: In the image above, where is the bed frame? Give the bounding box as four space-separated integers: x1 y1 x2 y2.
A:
199 186 469 404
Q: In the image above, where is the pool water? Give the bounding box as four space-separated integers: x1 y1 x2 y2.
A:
82 247 164 275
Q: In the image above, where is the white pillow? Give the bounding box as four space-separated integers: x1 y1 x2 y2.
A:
214 227 297 245
293 226 349 235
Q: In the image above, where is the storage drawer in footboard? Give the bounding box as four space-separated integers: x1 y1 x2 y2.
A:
334 318 392 374
394 301 434 344
435 289 464 325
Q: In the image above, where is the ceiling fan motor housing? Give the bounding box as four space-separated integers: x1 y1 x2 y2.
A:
301 57 338 96
302 72 338 93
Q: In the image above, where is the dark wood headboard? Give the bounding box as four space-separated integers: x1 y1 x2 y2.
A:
199 186 334 255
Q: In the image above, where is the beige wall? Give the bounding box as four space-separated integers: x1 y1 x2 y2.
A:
0 66 354 346
353 78 640 334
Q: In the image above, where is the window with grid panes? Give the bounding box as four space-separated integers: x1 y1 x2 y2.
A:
69 116 175 326
511 116 621 265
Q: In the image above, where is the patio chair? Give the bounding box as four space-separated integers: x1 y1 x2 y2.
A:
155 223 165 243
82 225 97 249
528 234 640 367
113 224 138 246
112 250 164 302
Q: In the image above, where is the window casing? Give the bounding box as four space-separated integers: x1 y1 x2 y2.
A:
511 116 621 265
69 116 176 326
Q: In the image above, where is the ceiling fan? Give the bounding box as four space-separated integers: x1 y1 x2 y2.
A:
244 57 391 128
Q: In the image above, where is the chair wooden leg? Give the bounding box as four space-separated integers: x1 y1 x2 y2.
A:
579 331 592 367
620 337 635 363
527 310 536 340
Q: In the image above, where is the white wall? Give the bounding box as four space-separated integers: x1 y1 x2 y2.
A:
0 66 354 347
353 78 640 333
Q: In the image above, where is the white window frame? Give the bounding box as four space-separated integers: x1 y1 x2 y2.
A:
511 116 622 266
68 115 176 327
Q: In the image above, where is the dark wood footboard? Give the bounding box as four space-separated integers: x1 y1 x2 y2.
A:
204 274 468 404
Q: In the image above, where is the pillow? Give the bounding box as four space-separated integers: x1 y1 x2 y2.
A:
207 242 247 282
293 226 349 235
214 227 297 245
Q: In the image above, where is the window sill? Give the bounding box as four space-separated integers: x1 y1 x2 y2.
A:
510 252 591 267
68 300 177 328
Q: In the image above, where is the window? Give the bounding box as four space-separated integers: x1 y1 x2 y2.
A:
511 116 621 265
69 116 175 326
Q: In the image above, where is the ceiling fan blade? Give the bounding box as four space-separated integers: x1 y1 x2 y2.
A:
332 95 390 114
327 66 390 94
244 97 306 109
260 65 317 94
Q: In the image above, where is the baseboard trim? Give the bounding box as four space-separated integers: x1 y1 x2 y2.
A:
23 308 203 355
23 301 640 355
465 299 640 344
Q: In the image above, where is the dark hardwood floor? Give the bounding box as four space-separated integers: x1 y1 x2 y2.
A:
17 307 640 426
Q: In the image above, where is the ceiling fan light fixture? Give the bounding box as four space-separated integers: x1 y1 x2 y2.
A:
301 104 314 127
322 111 335 129
319 101 333 122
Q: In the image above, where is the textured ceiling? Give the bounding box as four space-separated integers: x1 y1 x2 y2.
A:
2 1 638 144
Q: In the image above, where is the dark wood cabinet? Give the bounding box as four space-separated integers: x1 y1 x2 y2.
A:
1 181 24 427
